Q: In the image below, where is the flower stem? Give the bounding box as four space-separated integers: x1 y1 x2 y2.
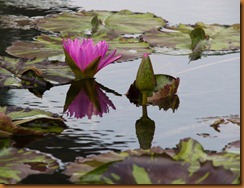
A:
142 92 148 117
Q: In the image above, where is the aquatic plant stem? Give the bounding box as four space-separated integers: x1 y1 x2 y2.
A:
141 92 148 117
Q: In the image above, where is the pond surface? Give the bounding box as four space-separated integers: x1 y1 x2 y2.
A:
0 0 240 184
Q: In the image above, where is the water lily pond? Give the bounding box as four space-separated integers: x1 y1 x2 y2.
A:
0 0 240 184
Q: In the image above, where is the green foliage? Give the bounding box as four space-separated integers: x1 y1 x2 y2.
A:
0 106 66 136
63 138 240 184
0 147 59 184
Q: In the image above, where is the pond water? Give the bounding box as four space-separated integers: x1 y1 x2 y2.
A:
0 0 240 184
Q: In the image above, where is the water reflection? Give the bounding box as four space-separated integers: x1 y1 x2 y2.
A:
63 79 116 119
136 105 155 150
135 95 180 150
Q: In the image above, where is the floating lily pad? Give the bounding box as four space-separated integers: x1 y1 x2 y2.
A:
0 56 74 89
6 9 166 62
36 10 166 36
6 34 63 60
0 106 66 135
63 138 240 184
142 23 240 55
6 34 151 63
0 147 59 184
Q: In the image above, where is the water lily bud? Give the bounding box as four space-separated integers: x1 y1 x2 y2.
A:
135 53 156 92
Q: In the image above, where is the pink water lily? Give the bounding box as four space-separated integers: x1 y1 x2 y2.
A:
63 38 122 79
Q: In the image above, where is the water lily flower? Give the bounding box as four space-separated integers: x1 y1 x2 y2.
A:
63 38 122 79
64 79 116 119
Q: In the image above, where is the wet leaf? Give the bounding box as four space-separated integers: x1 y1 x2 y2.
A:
126 74 180 108
149 94 180 112
103 10 166 34
63 138 240 184
0 106 66 135
20 67 53 97
6 34 63 60
0 56 74 89
0 147 59 184
35 11 94 36
6 33 151 63
36 10 166 36
142 23 240 55
6 10 165 63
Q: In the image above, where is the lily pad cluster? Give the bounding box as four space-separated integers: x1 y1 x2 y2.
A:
63 138 240 184
0 9 240 89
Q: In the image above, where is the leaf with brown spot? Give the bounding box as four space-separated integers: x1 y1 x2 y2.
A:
0 106 66 136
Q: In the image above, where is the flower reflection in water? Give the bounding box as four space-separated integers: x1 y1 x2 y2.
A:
64 79 116 119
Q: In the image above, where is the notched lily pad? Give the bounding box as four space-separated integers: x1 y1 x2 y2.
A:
63 138 240 184
0 106 66 135
0 147 59 184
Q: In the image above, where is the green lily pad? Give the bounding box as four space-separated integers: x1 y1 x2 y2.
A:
0 147 59 184
103 10 166 34
0 56 74 89
142 23 240 55
6 9 165 62
6 34 63 60
63 138 240 184
6 34 151 63
0 106 66 135
35 12 94 36
36 10 166 36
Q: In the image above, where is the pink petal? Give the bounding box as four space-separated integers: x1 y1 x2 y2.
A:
97 50 122 71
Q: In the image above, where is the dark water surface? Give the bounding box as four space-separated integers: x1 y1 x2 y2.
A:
0 0 240 184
